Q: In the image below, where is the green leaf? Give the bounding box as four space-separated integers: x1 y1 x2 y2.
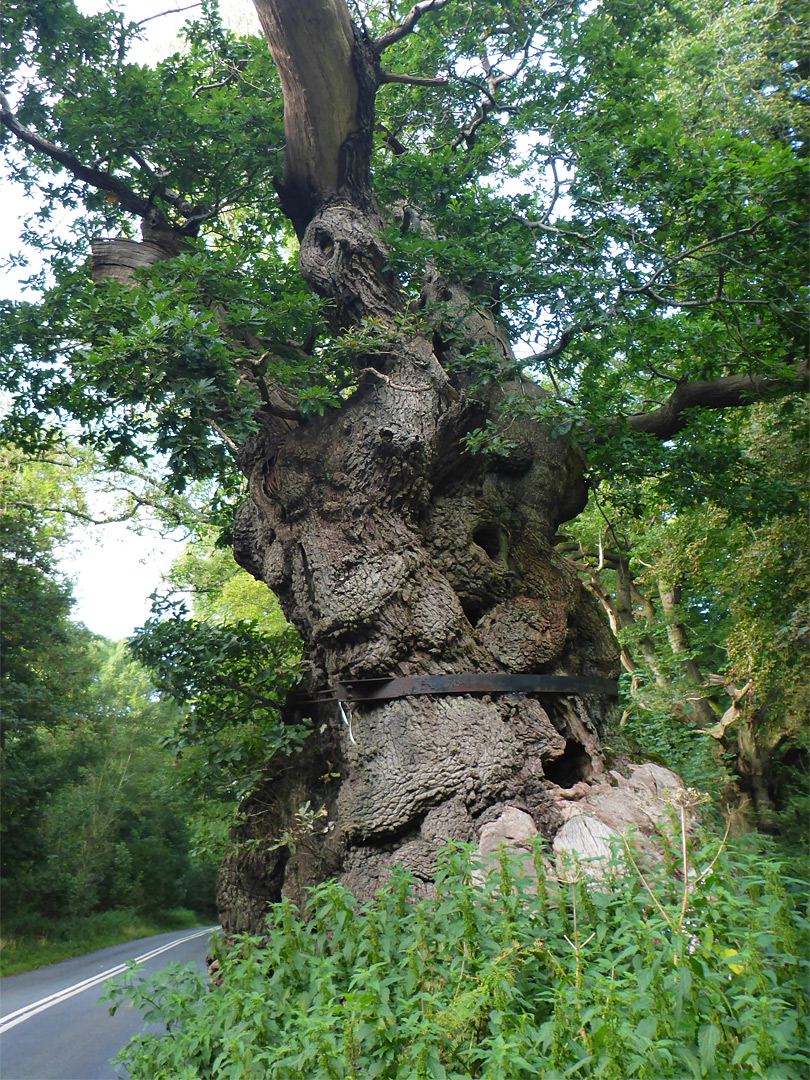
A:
698 1023 722 1073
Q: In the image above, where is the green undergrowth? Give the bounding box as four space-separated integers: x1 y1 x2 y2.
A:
0 906 209 977
108 832 809 1080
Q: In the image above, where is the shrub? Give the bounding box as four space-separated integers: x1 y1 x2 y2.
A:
108 836 809 1079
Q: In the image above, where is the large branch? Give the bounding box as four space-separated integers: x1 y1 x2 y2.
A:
625 369 808 440
373 0 455 54
252 0 367 230
1 92 157 222
0 92 209 234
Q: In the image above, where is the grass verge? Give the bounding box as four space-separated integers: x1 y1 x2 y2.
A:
0 907 214 977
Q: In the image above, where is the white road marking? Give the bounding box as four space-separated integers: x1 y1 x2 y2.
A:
0 926 217 1034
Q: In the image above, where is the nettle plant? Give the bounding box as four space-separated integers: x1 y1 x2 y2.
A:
108 813 809 1080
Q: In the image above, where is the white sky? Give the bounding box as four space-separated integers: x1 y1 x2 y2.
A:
2 1 258 640
60 522 184 639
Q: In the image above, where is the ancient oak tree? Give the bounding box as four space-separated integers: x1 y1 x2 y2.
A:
218 0 619 926
2 0 806 930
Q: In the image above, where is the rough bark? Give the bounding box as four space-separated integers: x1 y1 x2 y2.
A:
222 291 625 923
214 0 634 933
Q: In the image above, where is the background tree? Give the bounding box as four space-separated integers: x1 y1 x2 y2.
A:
130 532 302 817
0 447 98 897
563 398 809 831
28 641 217 919
0 449 217 925
2 0 806 932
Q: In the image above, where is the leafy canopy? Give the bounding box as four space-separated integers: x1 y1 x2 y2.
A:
128 530 303 806
1 0 805 504
0 451 217 921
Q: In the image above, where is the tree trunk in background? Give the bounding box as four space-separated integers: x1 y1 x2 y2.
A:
657 582 716 729
216 0 630 933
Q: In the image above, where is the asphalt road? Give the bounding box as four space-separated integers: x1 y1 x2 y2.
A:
0 925 218 1080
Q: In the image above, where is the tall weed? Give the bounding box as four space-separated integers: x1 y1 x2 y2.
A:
108 835 809 1079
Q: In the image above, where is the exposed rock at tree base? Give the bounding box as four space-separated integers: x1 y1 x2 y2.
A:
474 762 687 888
553 814 619 874
476 805 538 884
556 762 685 834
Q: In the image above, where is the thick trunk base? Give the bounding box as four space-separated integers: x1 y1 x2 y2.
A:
216 333 630 931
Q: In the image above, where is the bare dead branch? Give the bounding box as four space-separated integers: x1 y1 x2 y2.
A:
135 3 201 27
448 45 529 150
205 419 240 455
379 70 448 86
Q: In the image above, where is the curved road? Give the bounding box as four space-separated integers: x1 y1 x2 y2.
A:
0 925 218 1080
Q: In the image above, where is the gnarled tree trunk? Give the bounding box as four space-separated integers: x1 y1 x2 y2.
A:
216 0 626 933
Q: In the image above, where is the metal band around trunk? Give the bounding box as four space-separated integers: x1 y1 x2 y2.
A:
293 673 618 705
